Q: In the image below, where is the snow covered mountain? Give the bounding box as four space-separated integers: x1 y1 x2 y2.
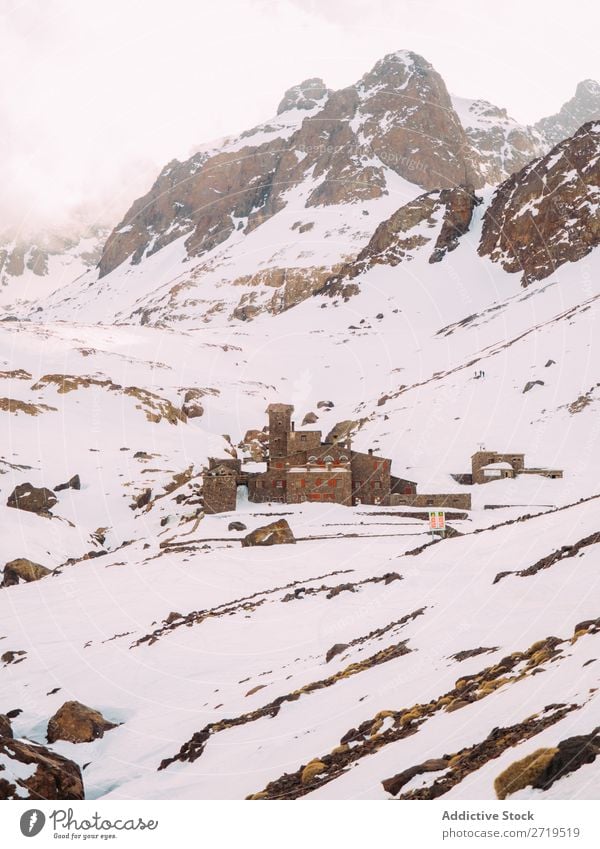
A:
1 49 600 802
0 223 108 309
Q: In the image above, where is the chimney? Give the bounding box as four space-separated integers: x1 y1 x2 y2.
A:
368 448 373 456
291 421 295 431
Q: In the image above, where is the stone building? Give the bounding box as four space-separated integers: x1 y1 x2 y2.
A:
202 464 237 513
470 450 562 485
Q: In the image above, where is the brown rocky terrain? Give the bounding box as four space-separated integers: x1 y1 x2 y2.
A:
97 51 484 279
0 737 84 800
321 184 481 298
479 121 600 283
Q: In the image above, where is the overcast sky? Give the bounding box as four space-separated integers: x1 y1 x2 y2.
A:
1 0 599 233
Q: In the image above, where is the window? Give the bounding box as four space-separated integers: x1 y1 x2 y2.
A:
324 455 333 463
374 481 381 490
276 462 284 469
308 455 317 463
300 434 307 442
256 480 262 489
328 479 337 488
275 479 285 488
339 455 348 462
300 479 306 487
316 478 323 486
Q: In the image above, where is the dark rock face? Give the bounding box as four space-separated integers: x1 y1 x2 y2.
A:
7 483 57 514
0 737 84 800
322 185 479 298
54 474 81 492
535 80 600 147
533 727 600 790
47 700 118 744
228 521 247 532
2 558 51 587
383 758 449 796
0 716 12 738
241 519 296 547
479 122 600 284
277 78 330 114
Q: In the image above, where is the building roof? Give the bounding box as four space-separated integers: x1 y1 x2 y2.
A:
205 463 237 476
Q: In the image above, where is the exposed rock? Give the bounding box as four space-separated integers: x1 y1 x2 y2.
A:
479 122 600 284
2 558 52 587
429 186 481 263
130 488 152 510
533 727 600 790
317 400 334 410
277 78 330 115
7 483 57 515
325 419 363 443
325 643 349 663
47 701 118 744
97 51 482 280
0 715 12 738
181 388 204 418
322 185 479 298
302 412 319 426
383 758 449 796
535 80 600 147
0 737 84 800
241 520 296 548
523 380 545 393
54 474 81 492
228 521 247 532
453 97 546 184
1 651 27 665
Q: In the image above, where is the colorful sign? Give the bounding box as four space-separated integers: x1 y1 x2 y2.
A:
429 510 446 531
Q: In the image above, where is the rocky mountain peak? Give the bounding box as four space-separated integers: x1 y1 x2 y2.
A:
479 120 600 283
535 79 600 147
276 77 330 114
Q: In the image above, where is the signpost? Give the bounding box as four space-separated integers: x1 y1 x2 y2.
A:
429 509 446 538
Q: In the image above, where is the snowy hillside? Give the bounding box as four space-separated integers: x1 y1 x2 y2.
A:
1 47 600 802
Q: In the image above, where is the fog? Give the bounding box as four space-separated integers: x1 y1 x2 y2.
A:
1 0 598 235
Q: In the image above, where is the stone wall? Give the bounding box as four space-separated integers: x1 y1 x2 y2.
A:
287 467 352 505
203 473 237 513
390 493 472 510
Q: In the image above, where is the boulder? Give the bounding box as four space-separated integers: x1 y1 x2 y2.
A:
2 558 52 587
523 380 545 393
182 401 204 418
130 488 152 510
46 701 118 744
317 400 334 410
7 483 57 515
302 412 319 426
241 519 296 548
54 474 81 492
228 521 247 532
0 715 12 738
325 643 349 663
0 737 83 800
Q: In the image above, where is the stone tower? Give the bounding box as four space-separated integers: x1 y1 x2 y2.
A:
267 403 294 461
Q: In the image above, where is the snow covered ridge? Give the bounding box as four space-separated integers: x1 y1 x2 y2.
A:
479 121 600 283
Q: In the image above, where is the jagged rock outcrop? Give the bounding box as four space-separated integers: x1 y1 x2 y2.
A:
277 78 330 114
479 121 600 284
54 474 81 492
0 737 84 800
241 519 296 547
7 483 58 515
47 700 118 744
453 97 546 184
2 558 52 587
322 185 480 298
97 51 483 279
535 80 600 147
